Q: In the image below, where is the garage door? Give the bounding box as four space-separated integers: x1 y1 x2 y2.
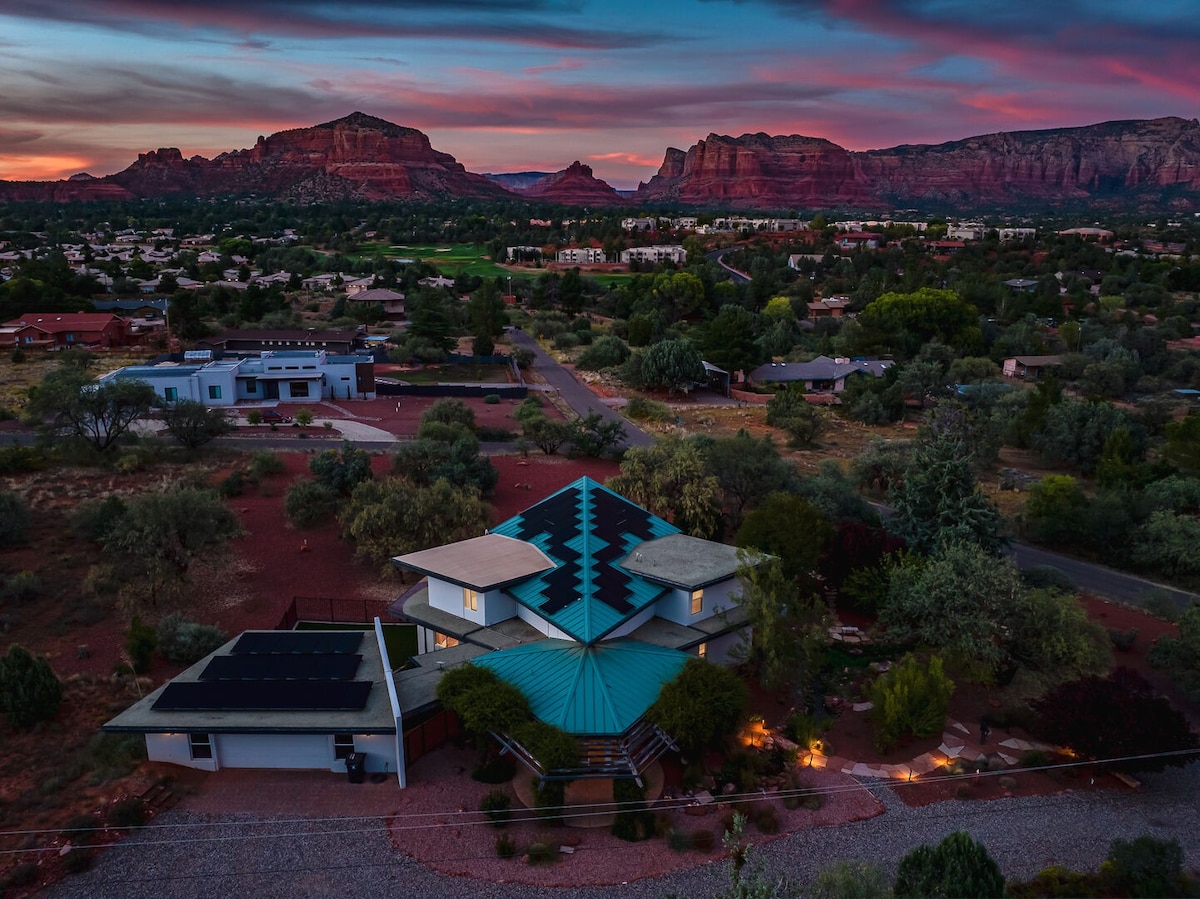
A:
216 733 331 769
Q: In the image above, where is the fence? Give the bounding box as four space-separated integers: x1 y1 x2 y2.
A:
403 709 463 767
376 382 527 399
275 596 403 630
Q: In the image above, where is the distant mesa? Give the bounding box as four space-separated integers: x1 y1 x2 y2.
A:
2 112 1200 211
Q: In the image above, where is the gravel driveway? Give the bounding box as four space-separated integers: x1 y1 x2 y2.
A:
48 763 1199 898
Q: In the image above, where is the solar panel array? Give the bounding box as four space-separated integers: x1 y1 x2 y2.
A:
151 631 374 713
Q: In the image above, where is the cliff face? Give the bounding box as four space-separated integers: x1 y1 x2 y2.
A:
0 112 515 203
4 114 1200 209
515 161 622 205
636 117 1200 209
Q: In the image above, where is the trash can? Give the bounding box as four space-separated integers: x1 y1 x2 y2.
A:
345 752 366 784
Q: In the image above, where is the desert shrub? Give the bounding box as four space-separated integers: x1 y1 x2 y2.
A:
248 451 286 479
422 398 475 431
436 665 532 740
799 793 822 811
0 570 43 604
624 396 672 422
61 812 100 870
532 779 565 823
751 803 779 834
1020 564 1077 594
512 395 545 426
294 408 314 427
0 444 48 474
785 712 822 749
417 420 475 445
646 658 749 758
809 860 892 899
495 833 517 859
525 841 559 865
484 393 501 404
0 490 32 549
155 613 228 665
1010 865 1096 898
123 616 157 674
894 831 1005 898
3 862 38 888
0 644 63 729
284 479 340 528
576 335 630 371
246 409 263 425
611 777 654 842
476 425 516 441
218 469 246 498
309 442 373 495
1102 835 1185 898
1108 627 1138 652
1020 750 1053 769
73 495 129 543
472 755 516 784
869 654 955 752
109 797 147 829
667 828 693 852
480 789 513 827
76 732 146 785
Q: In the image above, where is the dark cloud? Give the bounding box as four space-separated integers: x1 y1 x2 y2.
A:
0 0 660 50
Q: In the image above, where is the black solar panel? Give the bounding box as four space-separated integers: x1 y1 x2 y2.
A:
152 680 373 711
231 631 363 655
200 653 362 681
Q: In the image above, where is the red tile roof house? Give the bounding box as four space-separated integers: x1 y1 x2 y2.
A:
3 312 132 350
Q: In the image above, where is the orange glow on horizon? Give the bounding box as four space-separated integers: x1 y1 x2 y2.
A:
0 155 94 181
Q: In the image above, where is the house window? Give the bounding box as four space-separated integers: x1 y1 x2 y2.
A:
64 333 75 343
290 381 310 398
189 733 213 760
163 387 178 402
433 632 459 650
697 642 708 659
245 379 257 394
333 733 354 761
208 385 222 400
690 589 704 615
463 588 479 612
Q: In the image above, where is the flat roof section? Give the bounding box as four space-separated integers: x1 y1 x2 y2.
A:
393 533 555 591
620 534 746 590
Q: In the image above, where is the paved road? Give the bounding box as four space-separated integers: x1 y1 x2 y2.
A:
508 328 652 449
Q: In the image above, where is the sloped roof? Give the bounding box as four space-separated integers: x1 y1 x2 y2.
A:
394 533 555 591
489 477 678 644
749 355 892 383
474 638 689 736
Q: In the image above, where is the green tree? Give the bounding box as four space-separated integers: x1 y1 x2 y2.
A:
468 280 508 343
1022 475 1088 547
1033 399 1143 476
888 434 1006 554
26 366 156 452
1163 414 1200 474
392 436 498 495
705 430 799 529
421 398 476 431
765 385 825 446
576 334 631 371
103 486 239 604
569 412 626 459
869 653 955 752
808 861 890 899
522 414 577 455
696 304 762 376
1133 510 1200 580
341 477 488 573
1149 604 1200 702
736 493 833 589
1103 836 1187 899
652 271 706 321
856 287 982 359
309 442 373 495
894 831 1005 898
160 399 234 448
608 436 721 537
435 664 532 743
639 338 706 396
284 479 340 528
733 554 828 690
646 658 749 758
0 644 63 729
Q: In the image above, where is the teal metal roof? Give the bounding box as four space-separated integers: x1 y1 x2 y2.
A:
489 477 678 644
474 638 689 736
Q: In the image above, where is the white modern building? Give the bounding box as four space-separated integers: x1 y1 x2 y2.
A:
620 245 687 265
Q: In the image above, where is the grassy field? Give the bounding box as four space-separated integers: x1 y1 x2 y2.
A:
0 350 153 417
390 362 513 384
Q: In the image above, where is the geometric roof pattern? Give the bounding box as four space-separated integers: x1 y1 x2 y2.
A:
490 477 679 644
473 638 690 736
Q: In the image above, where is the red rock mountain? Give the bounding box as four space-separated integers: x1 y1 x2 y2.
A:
3 113 1200 210
514 161 623 205
0 112 513 203
635 117 1200 210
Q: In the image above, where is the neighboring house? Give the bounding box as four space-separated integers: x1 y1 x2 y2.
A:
1002 355 1064 380
342 277 377 295
1003 278 1039 292
389 477 751 781
807 298 849 320
346 288 406 321
556 247 607 265
836 232 883 251
621 217 658 231
2 312 131 350
99 349 377 404
197 329 359 356
747 356 893 393
620 245 687 265
103 627 405 784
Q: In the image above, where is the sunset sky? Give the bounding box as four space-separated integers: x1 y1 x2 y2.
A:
2 0 1197 189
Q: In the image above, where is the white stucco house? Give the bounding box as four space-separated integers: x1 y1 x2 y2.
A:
98 349 377 405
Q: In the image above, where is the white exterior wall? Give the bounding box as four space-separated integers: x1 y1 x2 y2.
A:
323 359 359 401
347 733 399 774
194 368 237 406
146 732 217 771
604 604 659 640
696 631 743 666
426 579 515 627
654 577 739 626
515 604 573 640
